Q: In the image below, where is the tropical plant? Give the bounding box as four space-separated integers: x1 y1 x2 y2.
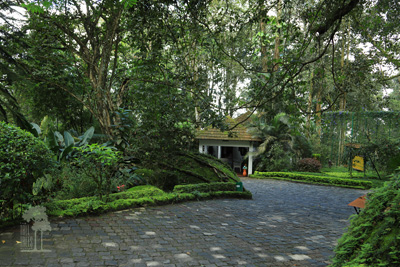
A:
73 143 121 200
31 116 95 161
248 113 311 171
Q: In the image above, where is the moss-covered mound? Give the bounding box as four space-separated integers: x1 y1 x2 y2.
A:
332 172 400 266
173 152 240 183
138 152 240 190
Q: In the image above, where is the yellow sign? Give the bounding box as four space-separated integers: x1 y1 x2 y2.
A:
352 156 364 171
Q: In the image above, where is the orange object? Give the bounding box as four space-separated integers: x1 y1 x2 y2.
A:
243 169 247 176
348 195 366 214
348 195 366 209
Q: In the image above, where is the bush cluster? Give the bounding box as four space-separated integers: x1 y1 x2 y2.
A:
297 158 322 172
0 122 55 217
251 172 372 189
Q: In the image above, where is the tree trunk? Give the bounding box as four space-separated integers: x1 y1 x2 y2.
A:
260 19 268 73
315 89 322 145
273 0 282 71
338 21 349 163
48 3 124 140
306 71 313 138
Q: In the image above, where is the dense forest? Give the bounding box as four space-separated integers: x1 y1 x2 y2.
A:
1 0 399 184
1 0 398 141
1 1 400 263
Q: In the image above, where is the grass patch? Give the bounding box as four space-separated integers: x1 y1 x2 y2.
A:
250 172 374 189
320 166 385 179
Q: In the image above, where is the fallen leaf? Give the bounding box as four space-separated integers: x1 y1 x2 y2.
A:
1 240 5 244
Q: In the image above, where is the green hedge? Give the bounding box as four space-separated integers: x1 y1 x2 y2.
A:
251 172 373 189
44 183 252 218
173 182 237 193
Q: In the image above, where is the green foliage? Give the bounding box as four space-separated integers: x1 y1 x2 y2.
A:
312 154 321 160
255 143 294 172
332 171 400 266
251 172 373 189
125 81 197 166
113 166 147 190
73 143 121 200
185 153 240 182
32 173 55 196
31 116 96 161
0 122 55 218
358 138 400 174
321 111 400 169
249 113 312 172
54 163 98 200
297 158 322 172
135 169 155 181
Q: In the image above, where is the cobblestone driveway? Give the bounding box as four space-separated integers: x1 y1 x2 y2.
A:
0 178 367 266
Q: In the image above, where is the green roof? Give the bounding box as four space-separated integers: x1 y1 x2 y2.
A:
196 113 261 142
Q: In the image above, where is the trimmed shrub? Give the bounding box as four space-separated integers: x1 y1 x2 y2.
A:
0 122 55 217
173 182 237 193
297 158 322 172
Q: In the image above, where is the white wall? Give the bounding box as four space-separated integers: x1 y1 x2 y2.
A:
198 139 255 175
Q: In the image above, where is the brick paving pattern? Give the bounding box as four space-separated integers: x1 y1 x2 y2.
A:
0 178 367 266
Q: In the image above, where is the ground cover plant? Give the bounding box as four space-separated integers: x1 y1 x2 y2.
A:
331 170 400 266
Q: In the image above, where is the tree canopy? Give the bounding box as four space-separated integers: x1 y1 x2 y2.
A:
0 0 398 150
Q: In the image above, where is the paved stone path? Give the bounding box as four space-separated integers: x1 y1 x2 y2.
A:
0 178 367 266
